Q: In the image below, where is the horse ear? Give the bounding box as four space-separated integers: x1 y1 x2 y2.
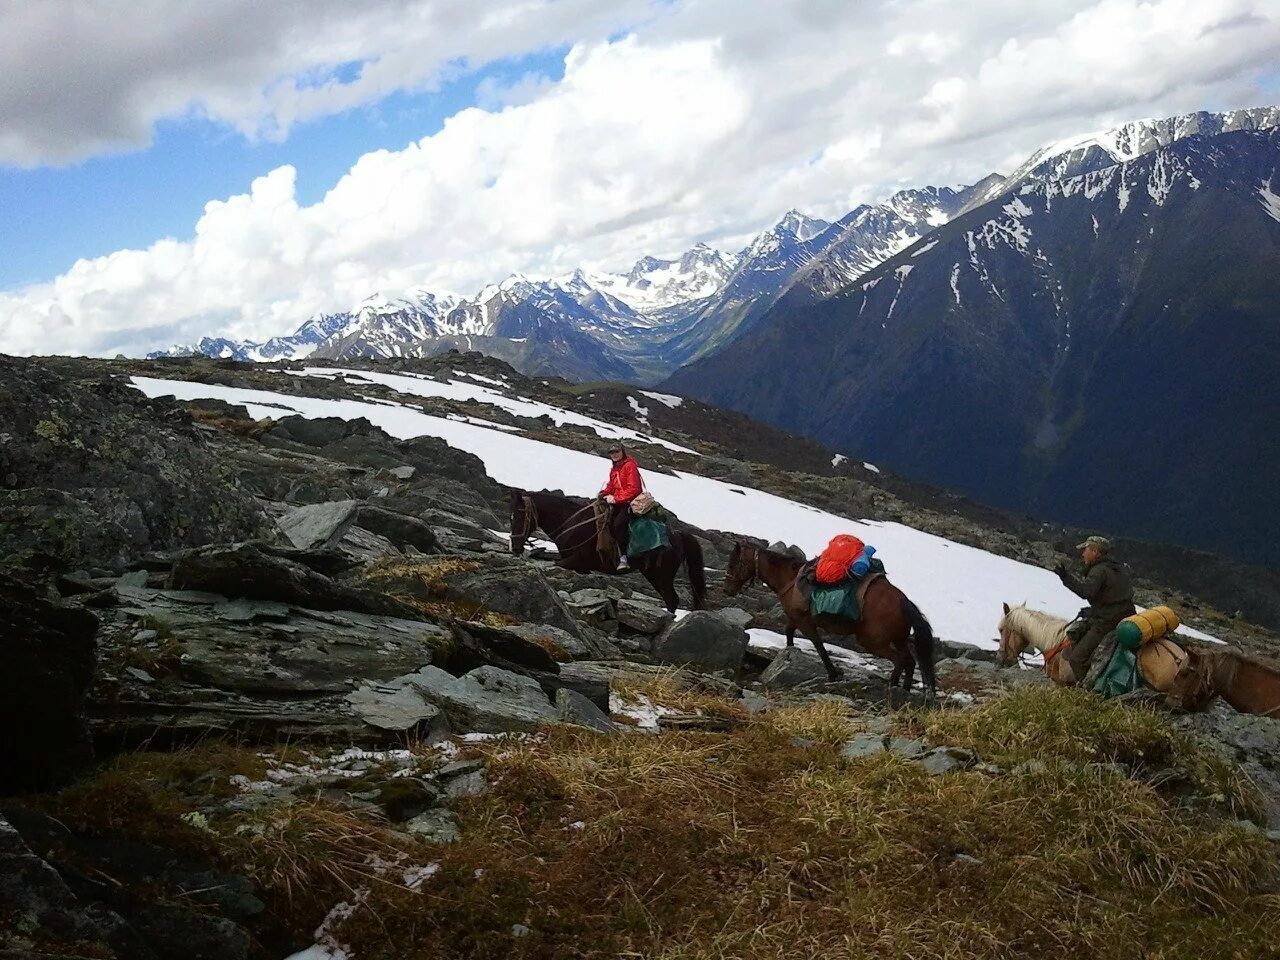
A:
1002 602 1010 615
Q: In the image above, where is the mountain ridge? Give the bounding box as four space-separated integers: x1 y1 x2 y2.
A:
665 125 1280 565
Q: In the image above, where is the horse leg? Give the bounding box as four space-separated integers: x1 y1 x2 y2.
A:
901 656 917 692
785 622 796 647
644 565 680 615
806 626 844 682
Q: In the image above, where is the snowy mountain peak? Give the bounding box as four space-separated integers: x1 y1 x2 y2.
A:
969 105 1280 209
776 209 831 241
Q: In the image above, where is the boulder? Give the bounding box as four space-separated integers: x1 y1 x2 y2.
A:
428 555 584 638
919 746 977 776
168 542 420 618
276 500 360 550
119 594 452 697
95 585 452 746
354 505 441 554
0 357 267 573
405 665 558 733
405 808 461 844
0 812 127 956
500 622 621 662
556 688 614 733
563 589 618 630
0 575 99 793
758 647 829 690
1177 701 1280 829
344 681 449 739
615 597 674 635
262 415 379 448
0 807 258 959
653 610 749 674
437 759 488 800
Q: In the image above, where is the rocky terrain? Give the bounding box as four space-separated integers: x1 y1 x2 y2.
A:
3 351 1279 959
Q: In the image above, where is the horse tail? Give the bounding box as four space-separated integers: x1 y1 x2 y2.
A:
680 532 707 610
902 597 937 699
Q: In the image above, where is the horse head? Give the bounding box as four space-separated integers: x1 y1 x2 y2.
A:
722 540 756 596
508 489 537 555
995 601 1031 666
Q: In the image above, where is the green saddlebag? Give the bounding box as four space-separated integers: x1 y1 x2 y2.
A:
628 515 670 556
810 584 860 620
1092 643 1143 698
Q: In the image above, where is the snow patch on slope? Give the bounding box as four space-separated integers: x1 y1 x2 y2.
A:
125 375 1221 649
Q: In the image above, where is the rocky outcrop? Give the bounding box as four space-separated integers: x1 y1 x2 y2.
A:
168 541 421 618
0 357 267 575
1 575 99 793
400 665 560 733
0 805 263 960
374 554 586 638
653 610 750 674
758 647 829 690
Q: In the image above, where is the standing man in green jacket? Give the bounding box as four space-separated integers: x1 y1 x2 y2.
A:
1053 536 1136 683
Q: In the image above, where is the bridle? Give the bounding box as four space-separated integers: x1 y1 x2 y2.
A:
514 493 540 543
514 494 605 546
726 544 763 594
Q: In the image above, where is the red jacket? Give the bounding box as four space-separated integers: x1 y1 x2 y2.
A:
601 455 643 504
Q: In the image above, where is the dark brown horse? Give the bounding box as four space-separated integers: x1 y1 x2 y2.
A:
723 541 937 704
509 489 706 614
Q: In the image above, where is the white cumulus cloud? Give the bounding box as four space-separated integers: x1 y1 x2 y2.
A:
1 0 1278 356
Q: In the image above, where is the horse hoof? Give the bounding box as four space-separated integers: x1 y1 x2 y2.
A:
826 669 844 682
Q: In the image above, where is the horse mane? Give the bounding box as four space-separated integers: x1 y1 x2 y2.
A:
738 542 805 571
1002 603 1068 652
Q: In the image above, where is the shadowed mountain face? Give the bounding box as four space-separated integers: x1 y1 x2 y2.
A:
666 128 1280 565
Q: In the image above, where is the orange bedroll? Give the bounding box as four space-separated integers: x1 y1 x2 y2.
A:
816 534 866 584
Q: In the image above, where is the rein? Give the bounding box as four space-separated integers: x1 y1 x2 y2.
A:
518 495 601 545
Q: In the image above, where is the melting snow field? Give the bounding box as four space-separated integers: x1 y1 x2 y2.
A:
287 367 696 454
130 375 1217 650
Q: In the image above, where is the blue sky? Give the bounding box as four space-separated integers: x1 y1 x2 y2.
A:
1 0 1277 357
0 49 568 289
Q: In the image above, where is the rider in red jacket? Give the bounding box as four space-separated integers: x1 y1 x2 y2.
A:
600 444 643 567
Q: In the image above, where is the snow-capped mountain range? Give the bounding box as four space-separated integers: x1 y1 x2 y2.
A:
153 106 1280 387
667 110 1280 567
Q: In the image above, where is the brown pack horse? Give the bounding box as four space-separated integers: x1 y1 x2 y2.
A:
1167 647 1280 717
509 489 706 614
723 542 937 705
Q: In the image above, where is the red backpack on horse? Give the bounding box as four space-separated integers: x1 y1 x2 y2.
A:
815 534 866 584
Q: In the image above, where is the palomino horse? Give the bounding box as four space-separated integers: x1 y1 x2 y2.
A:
509 489 706 614
996 602 1077 684
722 542 937 705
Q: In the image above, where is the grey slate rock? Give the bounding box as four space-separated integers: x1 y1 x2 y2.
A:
556 688 614 732
345 681 449 738
653 610 748 674
920 747 977 776
840 734 887 759
615 597 673 634
406 665 558 733
405 808 461 844
887 736 927 759
277 500 359 550
759 647 828 690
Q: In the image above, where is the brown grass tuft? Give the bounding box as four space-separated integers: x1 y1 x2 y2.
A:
321 700 1276 959
611 668 748 722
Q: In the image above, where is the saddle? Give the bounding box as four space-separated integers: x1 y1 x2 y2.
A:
794 559 885 621
593 500 619 565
